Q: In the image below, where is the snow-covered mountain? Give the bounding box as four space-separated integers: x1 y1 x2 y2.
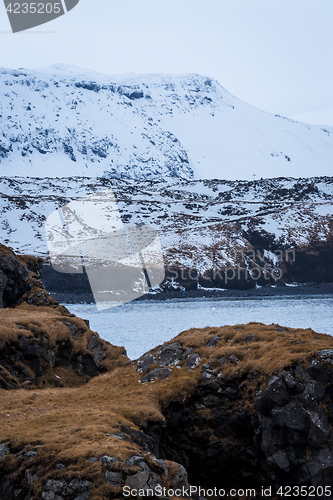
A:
1 175 333 293
1 174 332 255
0 64 333 180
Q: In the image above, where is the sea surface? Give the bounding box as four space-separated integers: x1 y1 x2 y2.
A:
63 294 333 360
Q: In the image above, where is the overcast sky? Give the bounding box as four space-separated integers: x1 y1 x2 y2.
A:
1 0 333 119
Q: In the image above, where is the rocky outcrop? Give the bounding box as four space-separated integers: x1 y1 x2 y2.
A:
2 322 333 499
0 244 30 308
1 247 333 499
256 359 333 487
0 307 128 389
0 244 57 309
135 326 333 494
0 243 128 389
145 357 333 492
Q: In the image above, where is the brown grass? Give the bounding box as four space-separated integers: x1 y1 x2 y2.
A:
0 304 128 390
1 303 123 354
168 322 331 380
1 321 333 497
0 242 16 257
1 321 332 440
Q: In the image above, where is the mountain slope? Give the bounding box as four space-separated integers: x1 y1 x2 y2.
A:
0 64 332 180
1 175 333 292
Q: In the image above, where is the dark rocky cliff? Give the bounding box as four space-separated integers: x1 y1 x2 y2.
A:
2 322 333 499
0 244 128 390
137 326 333 497
0 243 56 309
1 245 333 499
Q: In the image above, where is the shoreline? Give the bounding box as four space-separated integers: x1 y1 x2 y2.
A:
52 282 333 305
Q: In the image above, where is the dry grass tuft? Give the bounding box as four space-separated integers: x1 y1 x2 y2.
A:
169 322 331 380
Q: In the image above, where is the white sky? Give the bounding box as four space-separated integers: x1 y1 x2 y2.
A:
1 0 333 119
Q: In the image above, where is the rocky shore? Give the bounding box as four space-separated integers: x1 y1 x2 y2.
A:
48 282 333 305
1 245 333 499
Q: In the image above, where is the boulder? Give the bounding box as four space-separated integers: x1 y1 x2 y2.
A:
157 343 183 367
105 471 123 486
207 336 220 348
100 456 118 469
136 354 155 373
185 353 201 370
125 470 150 490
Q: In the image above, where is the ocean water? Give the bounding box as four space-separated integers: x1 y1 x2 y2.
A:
63 294 333 360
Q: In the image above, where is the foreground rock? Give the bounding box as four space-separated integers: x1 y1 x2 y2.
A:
2 320 333 499
0 306 128 389
2 242 333 499
137 325 333 494
0 244 128 389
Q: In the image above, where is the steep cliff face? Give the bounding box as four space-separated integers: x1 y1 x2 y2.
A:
0 243 56 309
2 319 333 499
0 243 30 309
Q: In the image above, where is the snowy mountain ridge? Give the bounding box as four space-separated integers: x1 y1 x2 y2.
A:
0 174 332 265
0 65 333 180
